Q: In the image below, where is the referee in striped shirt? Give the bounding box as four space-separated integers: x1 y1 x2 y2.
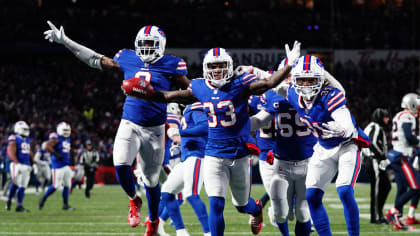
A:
80 140 100 198
362 108 391 224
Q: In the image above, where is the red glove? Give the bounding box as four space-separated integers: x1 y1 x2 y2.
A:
245 143 260 156
266 150 274 165
353 136 370 148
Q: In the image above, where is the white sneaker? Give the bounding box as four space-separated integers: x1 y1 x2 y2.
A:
204 233 211 236
176 228 190 236
157 218 170 236
267 206 277 227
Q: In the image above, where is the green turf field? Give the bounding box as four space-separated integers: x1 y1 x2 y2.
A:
0 183 419 235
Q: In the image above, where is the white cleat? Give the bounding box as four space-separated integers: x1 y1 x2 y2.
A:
157 218 170 236
267 206 277 227
176 228 190 236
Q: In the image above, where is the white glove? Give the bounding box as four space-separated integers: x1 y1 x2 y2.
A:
44 21 68 44
379 159 390 171
170 144 181 157
320 121 345 139
285 40 301 66
234 66 253 76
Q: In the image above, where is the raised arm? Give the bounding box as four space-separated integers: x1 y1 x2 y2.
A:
44 21 121 72
242 41 300 97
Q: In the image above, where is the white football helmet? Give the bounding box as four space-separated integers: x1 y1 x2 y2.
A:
134 25 166 63
277 58 289 70
14 121 30 137
203 48 234 88
401 93 420 115
167 103 182 117
291 55 325 100
57 122 71 138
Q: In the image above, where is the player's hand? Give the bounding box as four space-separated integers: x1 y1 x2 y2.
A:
320 121 345 139
266 150 274 165
234 66 253 76
44 21 67 44
285 40 301 66
169 144 181 157
379 159 390 171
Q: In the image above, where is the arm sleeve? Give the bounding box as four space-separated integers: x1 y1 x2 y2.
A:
331 106 356 138
402 123 420 145
250 110 274 131
324 70 345 96
179 121 208 137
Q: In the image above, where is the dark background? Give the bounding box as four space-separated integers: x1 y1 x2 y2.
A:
0 0 418 180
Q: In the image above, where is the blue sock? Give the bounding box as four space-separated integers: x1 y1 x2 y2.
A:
162 192 184 230
144 184 161 221
62 187 69 205
209 197 225 236
276 220 289 236
235 197 261 216
306 188 331 236
160 206 170 221
8 184 18 201
337 186 359 236
260 193 270 207
43 185 56 199
158 200 170 221
16 187 25 205
71 180 77 190
187 195 210 233
295 220 311 236
115 165 136 199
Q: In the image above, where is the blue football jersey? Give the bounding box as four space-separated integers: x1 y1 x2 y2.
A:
114 49 188 127
189 73 257 159
286 85 353 149
49 133 71 168
248 94 276 161
8 135 31 166
180 102 208 162
264 90 316 161
164 113 182 164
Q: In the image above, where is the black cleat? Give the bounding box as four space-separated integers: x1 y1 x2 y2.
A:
62 204 75 211
16 206 29 212
38 197 45 210
5 200 11 211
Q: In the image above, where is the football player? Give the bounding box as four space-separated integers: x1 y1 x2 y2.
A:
33 141 52 193
129 42 301 236
250 88 316 236
38 122 75 211
5 121 34 212
382 93 420 229
44 22 190 235
270 55 370 236
161 102 210 236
